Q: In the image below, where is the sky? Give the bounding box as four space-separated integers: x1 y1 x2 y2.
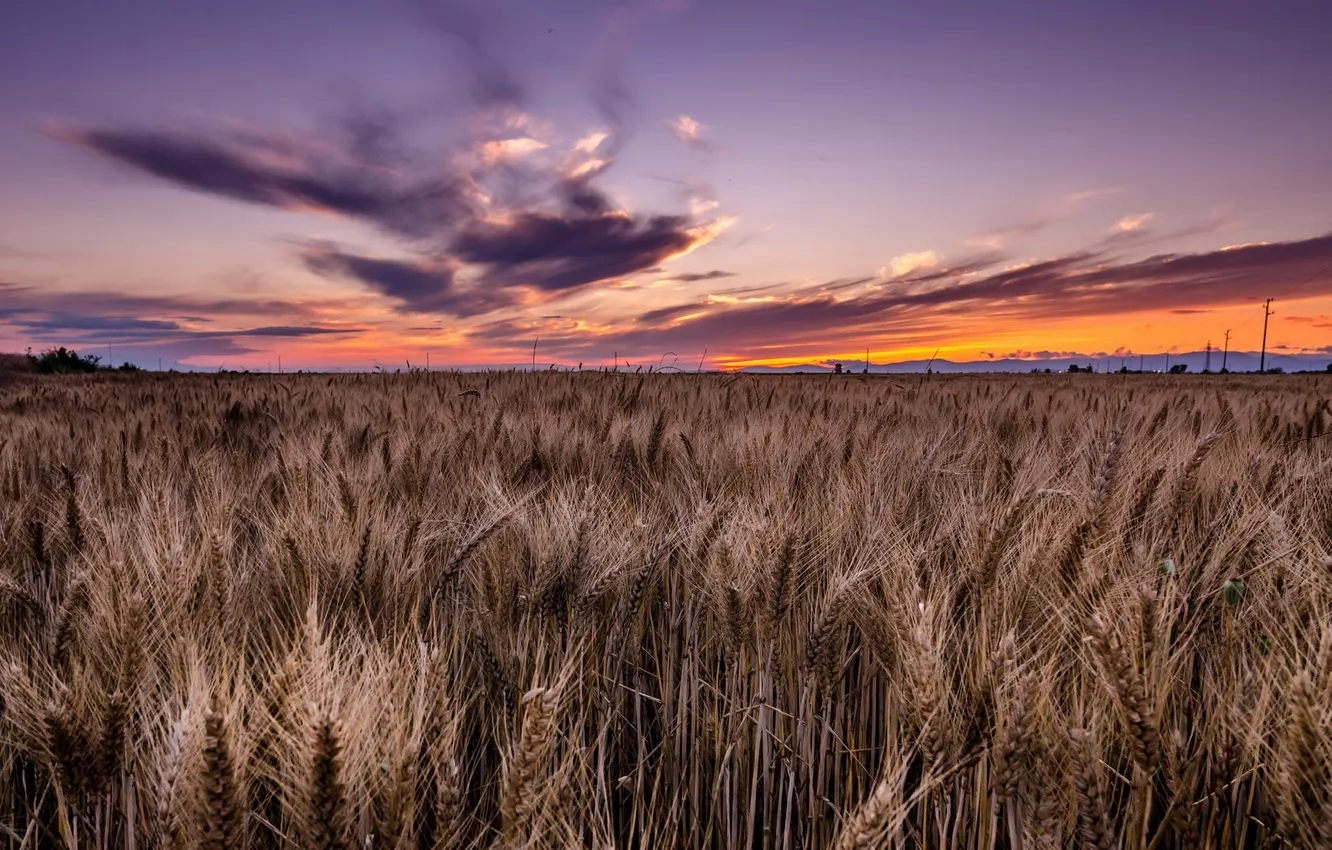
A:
2 0 1331 370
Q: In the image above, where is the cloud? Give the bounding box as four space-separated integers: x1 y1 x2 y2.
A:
1094 213 1234 252
300 245 511 316
4 312 359 345
965 221 1046 250
1 307 360 361
61 108 728 319
228 326 358 337
0 313 184 337
417 0 526 108
636 302 708 324
1063 187 1121 206
0 280 335 322
661 270 736 283
468 231 1332 360
1170 308 1211 314
667 115 712 151
0 279 365 365
1114 212 1155 234
64 126 474 241
479 137 548 164
879 250 939 278
997 350 1084 360
887 253 1007 285
451 184 729 292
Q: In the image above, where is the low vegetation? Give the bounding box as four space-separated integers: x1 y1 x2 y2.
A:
6 347 141 376
0 370 1329 848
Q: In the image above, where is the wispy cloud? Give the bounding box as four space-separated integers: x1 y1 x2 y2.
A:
1286 314 1332 328
879 250 939 278
965 221 1046 251
300 247 490 316
60 125 474 241
416 0 527 109
1114 212 1155 234
660 270 735 283
667 114 712 151
465 231 1332 360
1062 187 1121 206
0 279 363 361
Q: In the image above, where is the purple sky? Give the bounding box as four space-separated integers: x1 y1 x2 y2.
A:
2 0 1331 368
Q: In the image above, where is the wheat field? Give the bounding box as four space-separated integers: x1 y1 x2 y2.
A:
0 370 1329 849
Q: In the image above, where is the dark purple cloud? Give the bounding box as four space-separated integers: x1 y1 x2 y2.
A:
66 127 473 241
0 280 337 321
468 231 1332 358
50 0 728 321
62 122 718 314
226 325 360 338
0 280 363 358
0 313 183 336
300 246 513 316
451 194 702 291
664 270 735 282
636 302 706 324
3 311 360 345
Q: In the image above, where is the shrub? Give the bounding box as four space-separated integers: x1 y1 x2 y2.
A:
26 346 103 374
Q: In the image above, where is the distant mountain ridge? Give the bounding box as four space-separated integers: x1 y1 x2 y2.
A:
740 351 1332 374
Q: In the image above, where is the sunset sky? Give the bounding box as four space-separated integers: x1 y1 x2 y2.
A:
2 0 1331 370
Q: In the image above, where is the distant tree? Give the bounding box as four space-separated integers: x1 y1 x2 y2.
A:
1265 367 1284 374
833 363 843 374
1326 363 1331 373
1169 363 1188 374
26 346 102 374
1067 364 1081 373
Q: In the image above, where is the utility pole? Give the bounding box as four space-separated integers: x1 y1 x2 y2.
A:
1222 329 1231 372
1139 354 1144 373
1260 299 1274 373
1204 340 1212 373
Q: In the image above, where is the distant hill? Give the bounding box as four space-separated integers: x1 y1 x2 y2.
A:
741 351 1332 374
